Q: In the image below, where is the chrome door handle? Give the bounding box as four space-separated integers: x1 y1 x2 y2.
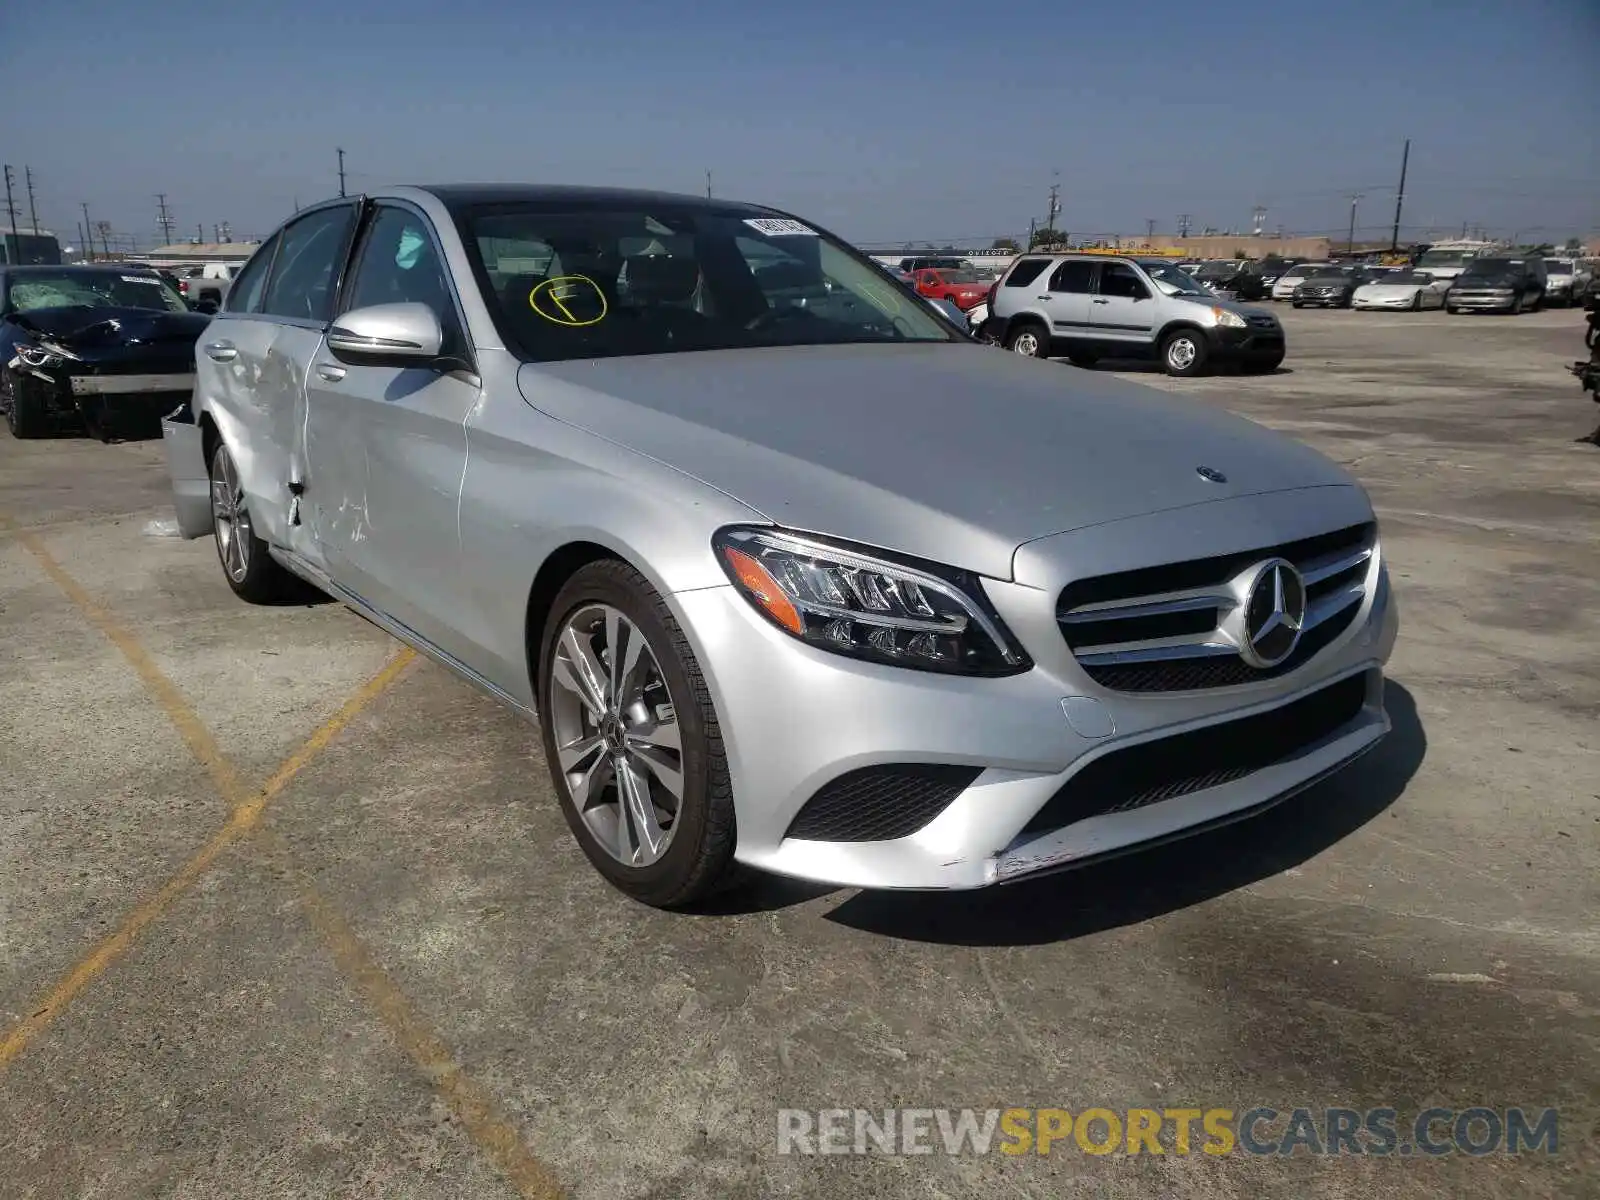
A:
314 362 347 383
204 340 237 362
1036 295 1052 301
1092 298 1110 304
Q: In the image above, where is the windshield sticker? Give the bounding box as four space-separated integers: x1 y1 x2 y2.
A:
529 275 608 327
121 275 163 284
855 281 902 317
744 218 816 237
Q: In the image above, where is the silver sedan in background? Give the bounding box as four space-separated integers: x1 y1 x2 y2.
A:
164 185 1397 908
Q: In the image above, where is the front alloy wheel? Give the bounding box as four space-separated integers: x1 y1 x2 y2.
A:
1007 325 1047 357
1162 330 1208 377
548 603 683 868
539 560 737 907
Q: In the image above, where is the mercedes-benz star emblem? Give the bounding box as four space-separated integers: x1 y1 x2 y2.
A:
1196 465 1228 484
1240 558 1307 668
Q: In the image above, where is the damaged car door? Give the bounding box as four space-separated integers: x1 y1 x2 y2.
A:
302 201 479 659
201 202 359 558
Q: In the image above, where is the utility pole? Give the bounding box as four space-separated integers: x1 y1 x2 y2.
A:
1177 213 1191 239
25 166 40 236
156 193 175 246
214 223 221 244
197 222 204 243
1145 218 1156 241
705 169 712 199
82 203 94 260
337 147 346 198
1346 192 1363 255
94 221 112 258
1046 179 1061 235
76 221 88 261
1389 137 1410 253
2 165 17 247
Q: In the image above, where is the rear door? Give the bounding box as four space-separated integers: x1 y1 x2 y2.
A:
1041 260 1095 340
1089 261 1157 345
303 201 481 660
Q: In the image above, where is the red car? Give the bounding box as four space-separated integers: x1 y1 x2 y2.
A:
912 267 991 310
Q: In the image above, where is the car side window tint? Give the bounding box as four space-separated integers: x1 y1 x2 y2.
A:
1004 259 1050 288
1048 261 1094 294
224 236 277 314
342 206 465 359
260 204 357 323
1100 263 1149 300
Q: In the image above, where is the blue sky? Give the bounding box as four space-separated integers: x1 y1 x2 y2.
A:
2 0 1596 250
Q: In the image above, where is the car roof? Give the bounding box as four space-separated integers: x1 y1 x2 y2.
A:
402 183 779 218
1 264 145 274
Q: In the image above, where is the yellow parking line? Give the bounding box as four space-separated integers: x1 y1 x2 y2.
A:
11 526 250 806
0 520 563 1198
0 634 414 1069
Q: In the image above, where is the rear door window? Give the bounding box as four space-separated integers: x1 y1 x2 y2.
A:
224 236 279 314
1048 261 1094 294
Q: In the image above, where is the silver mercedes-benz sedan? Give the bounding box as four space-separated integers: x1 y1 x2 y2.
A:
161 185 1397 908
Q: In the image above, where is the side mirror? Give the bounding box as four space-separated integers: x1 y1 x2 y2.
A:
327 302 443 366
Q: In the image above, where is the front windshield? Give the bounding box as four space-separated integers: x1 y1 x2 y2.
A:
1284 264 1320 279
1144 262 1210 296
1417 249 1473 268
1544 260 1572 275
1460 261 1518 283
465 205 953 362
1382 271 1429 285
1195 262 1235 278
8 270 189 313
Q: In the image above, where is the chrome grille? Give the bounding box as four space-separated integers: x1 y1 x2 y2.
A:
1246 314 1277 329
1058 523 1375 692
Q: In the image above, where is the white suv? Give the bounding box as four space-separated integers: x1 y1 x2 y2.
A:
990 254 1286 377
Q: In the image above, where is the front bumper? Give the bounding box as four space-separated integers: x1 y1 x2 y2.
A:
1293 291 1351 307
1208 323 1285 361
1449 291 1517 311
672 515 1397 891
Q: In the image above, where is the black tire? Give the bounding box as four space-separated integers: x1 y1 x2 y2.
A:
1161 328 1209 377
1412 292 1422 311
1446 304 1459 315
209 441 294 603
1066 352 1099 369
4 370 47 439
1291 300 1304 309
1005 321 1049 358
537 559 737 908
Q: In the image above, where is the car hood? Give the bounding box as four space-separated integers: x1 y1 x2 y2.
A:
1355 283 1422 298
518 345 1354 579
9 305 211 353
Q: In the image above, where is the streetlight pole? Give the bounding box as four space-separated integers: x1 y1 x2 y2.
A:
1347 193 1363 255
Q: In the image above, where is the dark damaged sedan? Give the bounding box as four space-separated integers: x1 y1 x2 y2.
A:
1 266 213 441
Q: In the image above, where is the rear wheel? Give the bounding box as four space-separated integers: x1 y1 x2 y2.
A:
538 560 737 908
209 441 294 603
1161 329 1209 377
1412 292 1422 311
1006 323 1049 358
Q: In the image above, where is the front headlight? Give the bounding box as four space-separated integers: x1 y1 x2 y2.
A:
713 527 1031 676
15 343 69 369
1212 307 1247 328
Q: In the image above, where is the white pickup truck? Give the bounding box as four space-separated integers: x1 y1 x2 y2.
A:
177 261 239 310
